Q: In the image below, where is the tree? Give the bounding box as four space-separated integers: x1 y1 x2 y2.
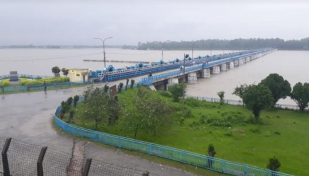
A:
267 156 281 172
83 87 110 129
243 84 274 121
62 68 69 76
125 79 129 90
0 80 10 93
60 101 70 119
207 144 216 169
52 66 61 74
208 144 216 157
67 97 73 106
233 84 249 105
260 74 291 106
123 86 173 138
73 95 79 107
118 82 124 92
169 83 186 102
103 84 109 93
67 110 75 124
130 79 135 88
290 82 309 111
217 91 225 105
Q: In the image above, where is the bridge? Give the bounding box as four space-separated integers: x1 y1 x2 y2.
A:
90 48 274 82
139 48 275 90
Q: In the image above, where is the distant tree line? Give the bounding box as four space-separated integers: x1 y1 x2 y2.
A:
137 38 309 50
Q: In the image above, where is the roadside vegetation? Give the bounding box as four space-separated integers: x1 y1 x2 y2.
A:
58 73 309 175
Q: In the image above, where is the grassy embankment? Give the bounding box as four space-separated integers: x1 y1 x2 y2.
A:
61 88 309 176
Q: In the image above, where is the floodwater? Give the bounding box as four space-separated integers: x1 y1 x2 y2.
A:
1 48 308 104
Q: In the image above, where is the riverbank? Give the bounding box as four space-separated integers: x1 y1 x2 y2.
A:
60 88 308 175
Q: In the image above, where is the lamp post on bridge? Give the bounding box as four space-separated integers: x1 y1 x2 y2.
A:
182 53 186 115
161 40 170 67
94 37 113 82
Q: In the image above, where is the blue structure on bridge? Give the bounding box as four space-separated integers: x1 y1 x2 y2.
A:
90 49 272 82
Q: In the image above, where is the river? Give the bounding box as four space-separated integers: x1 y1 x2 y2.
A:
1 48 308 104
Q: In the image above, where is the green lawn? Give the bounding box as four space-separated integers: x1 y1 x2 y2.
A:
63 88 309 176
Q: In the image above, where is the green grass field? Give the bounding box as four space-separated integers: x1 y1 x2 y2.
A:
63 88 309 176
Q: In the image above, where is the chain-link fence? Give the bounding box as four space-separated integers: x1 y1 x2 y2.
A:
0 137 158 176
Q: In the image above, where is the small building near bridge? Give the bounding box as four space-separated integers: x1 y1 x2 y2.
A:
69 69 90 83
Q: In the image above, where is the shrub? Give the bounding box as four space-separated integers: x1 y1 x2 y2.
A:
20 77 70 86
274 131 281 135
186 98 204 107
158 91 172 98
169 83 186 102
130 79 135 88
118 82 124 92
267 156 281 171
0 79 10 86
250 128 261 133
208 144 216 157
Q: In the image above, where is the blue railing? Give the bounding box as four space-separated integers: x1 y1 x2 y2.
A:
140 49 273 86
0 80 93 93
54 101 293 176
105 48 273 82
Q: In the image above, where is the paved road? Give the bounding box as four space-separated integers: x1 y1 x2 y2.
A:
0 71 197 176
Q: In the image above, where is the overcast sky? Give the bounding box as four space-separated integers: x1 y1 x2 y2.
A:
0 0 308 46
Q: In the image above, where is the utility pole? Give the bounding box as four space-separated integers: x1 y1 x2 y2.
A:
182 53 186 115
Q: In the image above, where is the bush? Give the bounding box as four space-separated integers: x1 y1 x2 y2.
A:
274 131 281 135
250 128 261 133
0 79 10 86
267 156 281 171
130 79 135 88
19 77 70 86
186 98 204 107
158 91 172 98
169 83 186 102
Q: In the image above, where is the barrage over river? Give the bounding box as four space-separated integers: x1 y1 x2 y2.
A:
1 48 309 104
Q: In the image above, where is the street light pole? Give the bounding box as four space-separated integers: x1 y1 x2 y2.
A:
182 53 186 115
94 37 113 69
191 40 194 60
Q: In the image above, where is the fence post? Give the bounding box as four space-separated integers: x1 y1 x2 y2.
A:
148 144 152 155
82 158 92 176
118 137 121 148
243 164 247 176
142 171 149 176
1 138 12 176
222 160 226 173
37 147 48 176
182 151 186 163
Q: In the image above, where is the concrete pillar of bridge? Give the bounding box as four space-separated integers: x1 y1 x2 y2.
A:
167 78 179 90
213 66 221 74
221 63 227 71
246 57 250 63
239 59 244 65
202 68 210 78
188 72 197 84
229 62 234 69
234 60 239 67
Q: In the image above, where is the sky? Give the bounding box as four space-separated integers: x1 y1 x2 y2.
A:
0 0 308 46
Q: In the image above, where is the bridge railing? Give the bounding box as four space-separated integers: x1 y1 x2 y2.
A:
54 103 293 176
140 49 273 86
105 48 273 82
